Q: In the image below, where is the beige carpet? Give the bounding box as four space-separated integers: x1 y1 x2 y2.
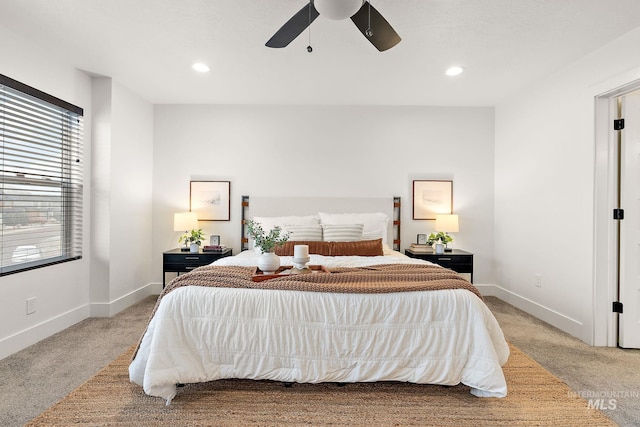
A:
27 343 615 426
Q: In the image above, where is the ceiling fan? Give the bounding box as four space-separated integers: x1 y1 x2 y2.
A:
266 0 401 52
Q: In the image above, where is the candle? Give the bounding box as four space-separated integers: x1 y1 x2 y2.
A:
294 244 309 259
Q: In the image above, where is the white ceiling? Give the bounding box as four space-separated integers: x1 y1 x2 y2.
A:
2 0 640 106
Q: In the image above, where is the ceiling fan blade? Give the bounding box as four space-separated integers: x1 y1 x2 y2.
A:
266 2 320 48
350 1 401 51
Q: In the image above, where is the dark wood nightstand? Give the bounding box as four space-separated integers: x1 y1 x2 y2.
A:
163 248 232 287
405 248 474 283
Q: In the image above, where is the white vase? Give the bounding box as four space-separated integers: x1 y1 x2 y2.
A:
190 243 200 253
258 251 280 274
435 243 445 254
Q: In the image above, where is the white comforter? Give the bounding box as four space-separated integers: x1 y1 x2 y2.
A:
129 251 509 404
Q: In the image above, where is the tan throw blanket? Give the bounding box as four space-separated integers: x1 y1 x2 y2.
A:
164 264 482 298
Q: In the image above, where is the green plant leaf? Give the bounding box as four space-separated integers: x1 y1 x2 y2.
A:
246 219 289 253
426 231 453 245
179 228 206 245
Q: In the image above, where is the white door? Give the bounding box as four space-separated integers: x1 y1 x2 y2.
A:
619 91 640 348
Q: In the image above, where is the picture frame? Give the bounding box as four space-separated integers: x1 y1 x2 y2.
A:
417 233 428 245
210 235 221 246
412 180 453 220
190 181 231 221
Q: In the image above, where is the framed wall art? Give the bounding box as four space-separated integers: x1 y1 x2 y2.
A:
190 181 231 221
412 180 452 220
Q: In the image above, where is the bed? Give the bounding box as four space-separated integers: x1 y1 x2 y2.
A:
129 199 509 404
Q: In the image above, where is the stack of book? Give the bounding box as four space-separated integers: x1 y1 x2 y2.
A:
409 243 433 253
203 245 227 252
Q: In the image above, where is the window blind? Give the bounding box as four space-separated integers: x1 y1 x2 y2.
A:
0 74 84 275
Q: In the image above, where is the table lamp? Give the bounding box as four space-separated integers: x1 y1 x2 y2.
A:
435 214 459 252
174 212 198 251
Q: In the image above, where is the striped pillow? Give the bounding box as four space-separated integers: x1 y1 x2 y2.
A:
318 212 389 245
322 224 364 242
283 224 323 241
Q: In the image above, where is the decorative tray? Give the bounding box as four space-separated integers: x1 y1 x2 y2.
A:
251 265 330 282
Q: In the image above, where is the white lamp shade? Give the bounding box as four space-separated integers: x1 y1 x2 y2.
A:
435 214 459 233
174 212 198 231
314 0 362 20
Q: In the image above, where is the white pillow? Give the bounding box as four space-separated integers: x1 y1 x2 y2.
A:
318 212 389 244
363 229 386 241
322 224 364 242
250 215 320 251
282 224 323 241
253 215 319 232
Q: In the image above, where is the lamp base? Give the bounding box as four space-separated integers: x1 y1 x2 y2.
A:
180 247 190 252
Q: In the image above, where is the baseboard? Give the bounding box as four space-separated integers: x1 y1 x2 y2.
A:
477 284 584 339
0 303 89 360
0 282 163 360
475 283 497 296
90 282 162 317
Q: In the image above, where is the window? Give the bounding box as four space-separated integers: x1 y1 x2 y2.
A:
0 74 83 275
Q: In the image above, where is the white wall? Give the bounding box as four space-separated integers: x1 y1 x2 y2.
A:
90 78 112 304
152 105 496 284
494 27 640 344
90 78 155 316
0 25 92 359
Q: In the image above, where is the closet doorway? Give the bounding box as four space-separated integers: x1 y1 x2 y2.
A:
595 83 640 349
615 89 640 348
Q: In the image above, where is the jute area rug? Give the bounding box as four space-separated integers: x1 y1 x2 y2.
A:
27 344 614 426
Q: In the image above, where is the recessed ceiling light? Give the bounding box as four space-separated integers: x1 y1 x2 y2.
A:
192 63 210 73
445 66 464 76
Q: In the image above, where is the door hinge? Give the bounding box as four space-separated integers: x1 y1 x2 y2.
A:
613 208 624 220
614 118 625 130
613 301 623 313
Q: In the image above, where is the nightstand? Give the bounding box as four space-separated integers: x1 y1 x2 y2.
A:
163 248 232 287
405 248 473 283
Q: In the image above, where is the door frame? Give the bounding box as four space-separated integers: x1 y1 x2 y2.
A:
594 79 640 346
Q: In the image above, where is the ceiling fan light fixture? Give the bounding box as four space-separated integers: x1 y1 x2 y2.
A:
445 66 464 76
314 0 363 20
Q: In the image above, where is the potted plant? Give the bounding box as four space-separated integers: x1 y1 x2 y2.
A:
179 228 206 253
427 231 453 254
246 220 289 273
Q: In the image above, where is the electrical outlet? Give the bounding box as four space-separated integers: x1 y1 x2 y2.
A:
26 297 36 315
535 274 542 288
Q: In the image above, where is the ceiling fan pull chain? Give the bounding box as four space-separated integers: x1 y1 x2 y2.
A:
307 1 313 52
366 1 373 37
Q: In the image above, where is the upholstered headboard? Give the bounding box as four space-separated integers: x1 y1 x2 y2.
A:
240 196 401 251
